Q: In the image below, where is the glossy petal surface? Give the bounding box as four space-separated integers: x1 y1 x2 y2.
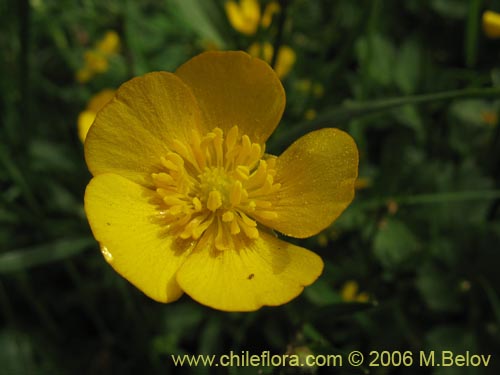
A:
85 72 203 186
176 230 323 311
257 128 358 238
85 173 192 302
176 51 285 144
78 89 115 142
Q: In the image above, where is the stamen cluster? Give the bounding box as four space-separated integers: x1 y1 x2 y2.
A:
152 126 280 250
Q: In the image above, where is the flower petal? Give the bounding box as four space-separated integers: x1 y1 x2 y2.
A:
259 128 358 238
175 51 285 144
225 0 260 35
84 173 192 303
176 230 323 311
85 72 203 186
483 10 500 38
78 89 115 142
78 110 96 143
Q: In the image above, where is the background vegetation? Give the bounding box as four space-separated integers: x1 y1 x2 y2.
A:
2 0 500 373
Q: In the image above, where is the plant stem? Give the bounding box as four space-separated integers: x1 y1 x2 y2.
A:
358 189 500 209
271 0 289 69
271 86 500 152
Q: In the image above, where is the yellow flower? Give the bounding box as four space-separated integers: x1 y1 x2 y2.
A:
84 51 358 312
76 30 121 83
96 31 120 55
483 10 500 38
354 177 372 190
304 109 317 121
75 67 93 84
248 42 296 78
77 89 115 142
225 0 280 35
313 83 324 98
261 1 280 28
83 50 109 73
340 281 369 303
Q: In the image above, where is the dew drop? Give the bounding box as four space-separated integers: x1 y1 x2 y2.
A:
100 245 114 263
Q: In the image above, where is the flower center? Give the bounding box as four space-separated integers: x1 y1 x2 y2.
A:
152 126 280 251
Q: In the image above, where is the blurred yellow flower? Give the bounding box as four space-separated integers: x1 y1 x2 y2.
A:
483 11 500 38
84 51 358 311
261 1 280 28
340 280 369 303
83 50 108 73
96 31 121 55
77 89 115 142
225 0 280 35
76 68 93 84
304 109 317 121
481 110 498 126
248 42 296 78
354 177 372 190
313 83 325 98
76 31 121 83
296 80 324 97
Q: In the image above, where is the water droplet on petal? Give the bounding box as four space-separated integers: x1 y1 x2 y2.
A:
100 245 113 263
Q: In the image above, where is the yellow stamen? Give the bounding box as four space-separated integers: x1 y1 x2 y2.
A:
207 190 223 212
151 126 281 251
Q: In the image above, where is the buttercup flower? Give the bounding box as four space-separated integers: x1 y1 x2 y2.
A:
340 280 369 303
76 31 121 83
483 10 500 38
248 42 296 78
84 51 358 311
225 0 280 35
77 89 115 142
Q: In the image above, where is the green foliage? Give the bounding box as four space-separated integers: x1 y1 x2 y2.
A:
2 0 500 374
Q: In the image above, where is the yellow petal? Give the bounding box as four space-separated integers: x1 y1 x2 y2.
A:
176 51 285 144
247 42 273 62
225 0 260 35
247 43 295 79
87 89 115 112
77 111 95 143
84 173 192 302
96 30 121 55
76 67 93 83
261 1 280 28
261 128 358 238
78 89 115 143
84 50 108 73
483 10 500 38
340 281 359 302
85 72 203 186
176 230 323 311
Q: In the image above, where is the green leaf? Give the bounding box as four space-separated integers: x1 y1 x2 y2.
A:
270 86 500 153
464 0 482 67
0 330 37 375
355 33 396 87
29 139 75 172
395 39 421 94
308 302 376 322
392 104 424 139
0 237 94 274
430 0 467 19
303 278 341 306
169 0 227 49
450 99 496 127
373 219 419 268
425 326 478 375
416 264 460 312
